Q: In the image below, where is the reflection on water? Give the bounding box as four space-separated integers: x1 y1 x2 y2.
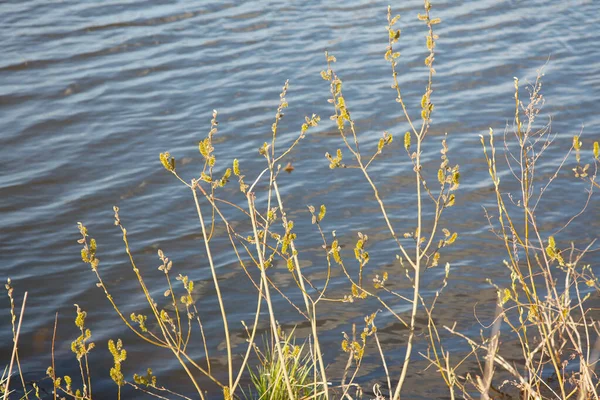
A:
1 0 599 398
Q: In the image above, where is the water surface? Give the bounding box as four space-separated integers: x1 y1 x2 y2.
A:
1 0 599 398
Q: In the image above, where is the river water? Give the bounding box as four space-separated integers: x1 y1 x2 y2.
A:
1 0 599 398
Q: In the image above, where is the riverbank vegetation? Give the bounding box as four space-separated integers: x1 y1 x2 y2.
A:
4 1 600 399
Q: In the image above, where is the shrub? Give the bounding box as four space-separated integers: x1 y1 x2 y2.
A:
4 1 600 399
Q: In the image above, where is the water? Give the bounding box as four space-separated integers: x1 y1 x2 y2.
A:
1 0 599 398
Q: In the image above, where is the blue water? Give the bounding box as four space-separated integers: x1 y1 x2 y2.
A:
1 0 599 398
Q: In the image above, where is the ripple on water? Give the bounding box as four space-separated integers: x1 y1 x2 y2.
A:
1 0 599 397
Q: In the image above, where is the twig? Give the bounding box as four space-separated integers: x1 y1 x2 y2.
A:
52 312 58 400
5 291 27 400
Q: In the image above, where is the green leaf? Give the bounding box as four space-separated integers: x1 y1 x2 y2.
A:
426 36 434 51
500 288 511 305
446 232 457 245
438 169 444 185
159 152 175 172
573 135 581 151
318 205 326 221
452 171 460 185
446 194 455 207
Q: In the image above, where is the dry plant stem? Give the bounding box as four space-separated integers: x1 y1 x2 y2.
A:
191 176 303 394
164 273 183 350
91 269 167 348
337 256 408 326
190 180 278 391
14 347 27 398
574 295 599 400
393 134 423 400
125 383 170 400
107 224 207 395
247 192 296 400
192 183 263 294
191 182 233 390
575 276 600 400
419 280 460 399
373 329 392 399
273 180 329 398
308 331 318 399
392 2 439 396
387 11 419 139
357 160 415 271
170 335 207 396
341 359 363 400
73 307 92 398
117 222 206 398
83 334 92 398
444 352 456 400
6 284 28 399
231 277 264 394
125 380 194 400
308 215 334 301
311 302 328 397
515 78 545 350
4 291 27 400
480 305 501 400
484 129 567 398
528 206 578 385
478 71 600 399
589 334 600 378
517 86 567 399
179 352 222 389
52 312 58 400
445 325 542 400
340 350 354 399
85 220 167 347
265 89 328 396
326 62 415 271
262 154 276 261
